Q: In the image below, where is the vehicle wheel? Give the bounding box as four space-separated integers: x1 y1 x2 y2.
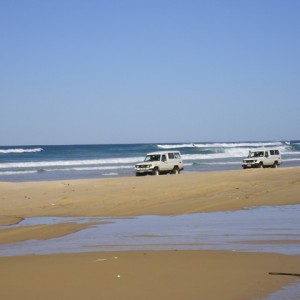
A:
172 166 180 174
259 162 264 168
153 168 160 176
272 161 278 168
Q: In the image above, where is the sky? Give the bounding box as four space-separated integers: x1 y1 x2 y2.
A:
1 0 300 146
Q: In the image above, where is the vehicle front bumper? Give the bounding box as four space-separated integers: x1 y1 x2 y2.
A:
242 161 261 168
135 166 154 174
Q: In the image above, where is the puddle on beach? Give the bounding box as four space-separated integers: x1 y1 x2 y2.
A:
1 205 300 257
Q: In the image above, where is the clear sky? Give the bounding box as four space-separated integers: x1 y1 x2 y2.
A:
1 0 299 145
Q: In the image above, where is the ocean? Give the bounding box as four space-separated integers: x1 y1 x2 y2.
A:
0 140 300 182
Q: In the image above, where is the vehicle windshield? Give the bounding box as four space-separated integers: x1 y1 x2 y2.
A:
144 154 161 162
248 151 264 158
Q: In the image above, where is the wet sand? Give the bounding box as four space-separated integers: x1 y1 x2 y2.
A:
1 168 300 299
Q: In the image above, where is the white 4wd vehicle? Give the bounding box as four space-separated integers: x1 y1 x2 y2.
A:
242 149 282 169
135 151 184 176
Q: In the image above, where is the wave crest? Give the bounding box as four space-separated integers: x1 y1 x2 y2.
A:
0 157 143 169
0 148 43 154
157 144 195 149
157 142 284 149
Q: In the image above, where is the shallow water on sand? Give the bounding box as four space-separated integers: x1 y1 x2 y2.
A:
1 205 300 257
1 205 300 300
257 281 300 300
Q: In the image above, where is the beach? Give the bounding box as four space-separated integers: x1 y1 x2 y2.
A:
1 168 300 299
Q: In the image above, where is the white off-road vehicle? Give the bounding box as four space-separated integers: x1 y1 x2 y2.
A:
135 151 184 176
242 149 282 169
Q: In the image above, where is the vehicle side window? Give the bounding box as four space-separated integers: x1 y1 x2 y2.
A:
174 153 181 159
168 153 174 159
162 155 167 162
265 151 269 157
270 150 274 155
148 155 160 161
275 150 279 155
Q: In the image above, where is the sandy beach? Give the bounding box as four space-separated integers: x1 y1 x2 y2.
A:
1 250 299 300
1 167 300 299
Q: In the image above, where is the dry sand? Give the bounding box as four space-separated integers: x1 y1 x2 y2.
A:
1 168 300 223
1 250 299 300
1 167 300 299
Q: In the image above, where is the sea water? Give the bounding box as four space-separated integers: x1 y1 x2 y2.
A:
0 140 300 181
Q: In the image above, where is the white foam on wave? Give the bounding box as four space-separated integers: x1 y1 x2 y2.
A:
182 149 247 160
0 148 43 154
44 165 133 172
0 170 38 175
183 153 232 160
0 157 143 169
157 144 195 149
102 173 119 176
283 158 300 162
157 141 284 149
193 142 284 148
284 151 300 156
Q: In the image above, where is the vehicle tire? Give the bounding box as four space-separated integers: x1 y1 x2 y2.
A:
259 162 264 168
153 168 160 176
272 161 278 168
172 166 180 174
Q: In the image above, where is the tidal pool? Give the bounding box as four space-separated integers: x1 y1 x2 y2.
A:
1 205 300 257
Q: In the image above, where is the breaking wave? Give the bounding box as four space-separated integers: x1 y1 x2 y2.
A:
43 165 133 172
0 148 43 154
157 143 196 149
0 157 143 169
157 141 284 149
0 170 38 175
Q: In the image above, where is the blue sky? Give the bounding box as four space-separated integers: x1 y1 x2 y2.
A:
1 0 299 145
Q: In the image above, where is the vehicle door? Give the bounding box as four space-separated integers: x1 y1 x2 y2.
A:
264 151 272 166
160 154 170 171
